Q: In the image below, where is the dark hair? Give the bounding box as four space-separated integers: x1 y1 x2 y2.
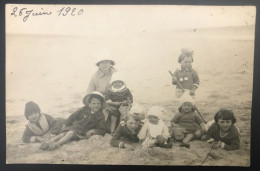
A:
24 101 41 120
88 94 104 104
178 105 195 113
214 109 236 124
178 50 194 63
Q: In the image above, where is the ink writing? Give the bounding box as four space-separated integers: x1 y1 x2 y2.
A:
11 6 84 22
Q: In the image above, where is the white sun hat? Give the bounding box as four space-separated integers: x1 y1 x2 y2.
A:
147 106 164 119
83 91 105 109
95 51 115 66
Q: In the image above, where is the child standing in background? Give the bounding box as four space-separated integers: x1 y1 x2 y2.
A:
138 106 172 149
201 109 240 151
171 49 200 98
22 101 65 143
106 72 133 134
171 94 206 148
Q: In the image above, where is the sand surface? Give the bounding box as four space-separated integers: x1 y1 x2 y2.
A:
6 26 254 165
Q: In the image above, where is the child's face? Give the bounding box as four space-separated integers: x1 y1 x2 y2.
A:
217 119 232 132
112 80 124 89
28 112 40 123
126 117 139 132
89 97 102 113
148 115 159 125
98 60 112 71
181 102 193 113
181 57 192 70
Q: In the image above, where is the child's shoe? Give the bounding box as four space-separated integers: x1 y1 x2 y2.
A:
179 142 190 148
47 141 60 151
162 142 173 149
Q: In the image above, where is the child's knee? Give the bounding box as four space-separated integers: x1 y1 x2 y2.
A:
194 130 202 138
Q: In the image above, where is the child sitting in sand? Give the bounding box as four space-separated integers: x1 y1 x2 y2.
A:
22 101 65 143
106 72 133 134
201 109 240 151
40 91 108 150
138 106 172 149
170 94 206 148
171 48 200 98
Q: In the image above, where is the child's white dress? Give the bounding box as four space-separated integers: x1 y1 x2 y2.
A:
138 120 170 149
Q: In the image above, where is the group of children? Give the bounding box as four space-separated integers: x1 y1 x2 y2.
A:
22 49 240 151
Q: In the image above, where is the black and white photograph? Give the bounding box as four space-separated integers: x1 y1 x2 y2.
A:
5 4 255 166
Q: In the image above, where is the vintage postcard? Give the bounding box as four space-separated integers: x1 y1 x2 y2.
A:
5 4 255 165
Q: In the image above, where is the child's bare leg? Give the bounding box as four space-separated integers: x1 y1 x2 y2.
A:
49 132 67 142
110 115 117 133
183 133 194 144
194 129 202 139
48 131 75 150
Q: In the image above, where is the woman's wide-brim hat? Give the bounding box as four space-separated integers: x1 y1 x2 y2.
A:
83 91 106 109
95 54 115 66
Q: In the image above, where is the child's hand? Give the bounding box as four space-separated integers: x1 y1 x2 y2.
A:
212 141 222 149
190 89 195 96
35 136 44 142
124 144 135 150
172 76 177 83
85 130 96 139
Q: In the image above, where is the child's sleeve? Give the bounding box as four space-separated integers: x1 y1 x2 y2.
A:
44 114 62 134
222 137 240 151
64 108 82 126
86 77 96 95
192 69 200 88
172 69 179 85
137 122 148 140
22 126 35 143
194 113 203 125
110 125 124 147
171 112 180 124
94 115 108 136
127 89 133 103
162 123 170 138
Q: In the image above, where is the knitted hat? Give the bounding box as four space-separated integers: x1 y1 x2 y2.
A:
147 106 164 119
24 101 41 120
178 48 194 63
179 92 195 107
110 72 125 85
83 91 105 108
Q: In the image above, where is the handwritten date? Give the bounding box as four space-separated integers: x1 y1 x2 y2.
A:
11 7 84 22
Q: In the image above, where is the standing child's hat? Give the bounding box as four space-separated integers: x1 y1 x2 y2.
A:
179 91 195 107
147 106 164 119
83 91 105 108
24 101 41 120
110 72 125 84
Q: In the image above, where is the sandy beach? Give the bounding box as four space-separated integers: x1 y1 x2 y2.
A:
6 25 254 165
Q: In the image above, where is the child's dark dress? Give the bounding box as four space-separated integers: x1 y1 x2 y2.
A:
204 122 240 150
110 121 142 147
62 106 108 138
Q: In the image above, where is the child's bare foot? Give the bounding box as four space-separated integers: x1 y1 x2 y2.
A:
47 141 60 151
39 142 49 150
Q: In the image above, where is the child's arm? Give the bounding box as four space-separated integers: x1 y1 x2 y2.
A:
221 137 240 151
200 122 206 134
106 100 123 107
171 70 178 85
190 69 200 95
110 125 125 148
170 113 180 127
64 108 82 126
137 123 148 141
22 126 43 143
